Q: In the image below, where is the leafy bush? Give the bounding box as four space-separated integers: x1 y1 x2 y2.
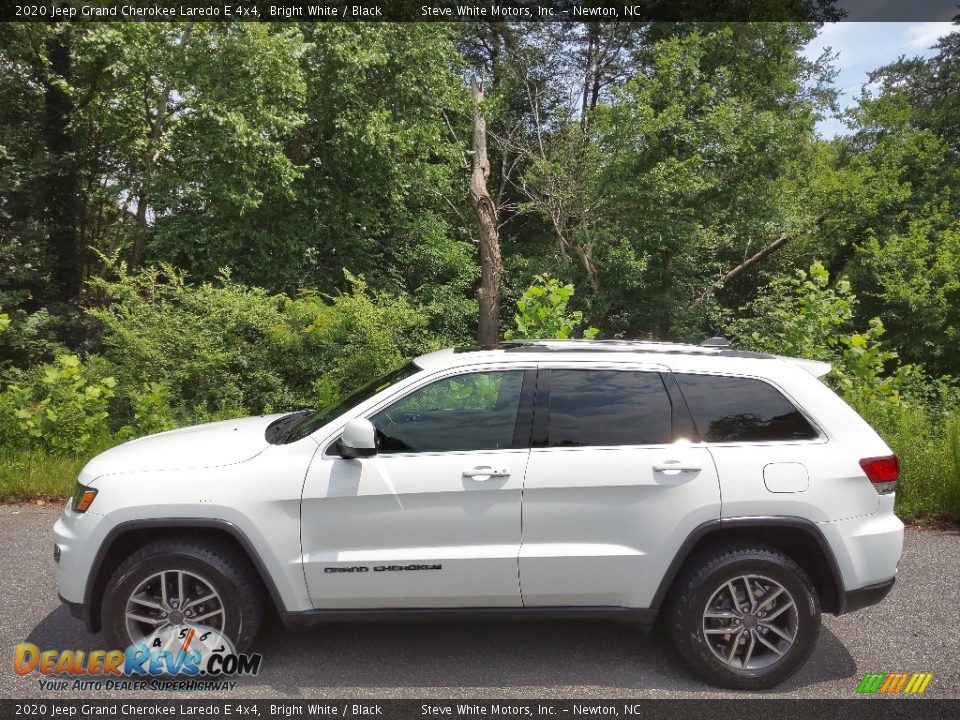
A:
0 354 116 454
278 272 440 408
505 274 598 340
727 261 851 362
0 262 449 465
116 382 179 441
88 262 291 422
88 260 442 422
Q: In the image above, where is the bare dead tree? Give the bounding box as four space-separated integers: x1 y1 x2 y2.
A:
468 75 502 347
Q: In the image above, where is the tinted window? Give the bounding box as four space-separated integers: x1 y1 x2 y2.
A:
371 371 524 453
547 370 672 447
675 374 817 442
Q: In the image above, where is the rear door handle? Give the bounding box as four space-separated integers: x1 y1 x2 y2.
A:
653 460 702 472
462 466 511 480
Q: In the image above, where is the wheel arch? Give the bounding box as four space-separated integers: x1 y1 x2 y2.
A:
650 517 845 615
83 518 285 634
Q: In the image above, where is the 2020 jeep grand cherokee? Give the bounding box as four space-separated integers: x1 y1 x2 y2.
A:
54 339 904 689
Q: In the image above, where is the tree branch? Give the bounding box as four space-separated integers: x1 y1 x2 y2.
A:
691 214 828 308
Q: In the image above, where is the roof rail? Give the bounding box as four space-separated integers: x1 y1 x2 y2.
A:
498 338 774 359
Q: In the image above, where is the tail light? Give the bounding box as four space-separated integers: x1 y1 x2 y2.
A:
859 455 900 494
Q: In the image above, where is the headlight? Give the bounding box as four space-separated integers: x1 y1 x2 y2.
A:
71 482 98 513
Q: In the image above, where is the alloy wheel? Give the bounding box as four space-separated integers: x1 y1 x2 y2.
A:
701 574 799 670
124 569 226 642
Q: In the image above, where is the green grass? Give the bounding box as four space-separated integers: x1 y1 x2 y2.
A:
852 397 960 523
0 446 106 502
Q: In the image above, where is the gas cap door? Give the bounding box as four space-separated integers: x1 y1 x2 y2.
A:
763 462 809 493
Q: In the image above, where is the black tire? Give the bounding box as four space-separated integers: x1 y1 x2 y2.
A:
666 545 821 690
101 538 264 652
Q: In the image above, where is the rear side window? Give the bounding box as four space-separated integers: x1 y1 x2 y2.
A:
675 374 817 443
547 370 672 447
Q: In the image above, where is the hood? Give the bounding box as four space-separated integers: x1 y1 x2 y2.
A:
80 414 286 483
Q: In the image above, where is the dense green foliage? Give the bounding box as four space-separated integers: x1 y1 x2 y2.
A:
1 21 958 519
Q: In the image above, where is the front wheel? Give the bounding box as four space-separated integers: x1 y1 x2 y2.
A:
101 538 264 652
666 546 821 690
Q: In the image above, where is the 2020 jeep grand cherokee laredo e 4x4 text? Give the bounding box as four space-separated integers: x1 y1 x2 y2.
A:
53 339 904 689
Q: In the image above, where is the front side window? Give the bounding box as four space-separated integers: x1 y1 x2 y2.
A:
286 363 420 443
546 369 673 447
675 373 817 443
370 370 525 453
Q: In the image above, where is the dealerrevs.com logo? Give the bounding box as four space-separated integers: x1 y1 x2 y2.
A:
856 672 933 695
14 625 261 691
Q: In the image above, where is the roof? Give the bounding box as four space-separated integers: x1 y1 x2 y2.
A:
414 339 832 378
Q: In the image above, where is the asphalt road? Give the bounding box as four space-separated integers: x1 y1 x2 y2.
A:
1 504 957 700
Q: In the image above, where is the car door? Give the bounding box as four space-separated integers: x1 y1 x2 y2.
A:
518 364 721 608
301 366 533 609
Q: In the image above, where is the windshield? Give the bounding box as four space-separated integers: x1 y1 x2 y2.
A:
283 362 421 443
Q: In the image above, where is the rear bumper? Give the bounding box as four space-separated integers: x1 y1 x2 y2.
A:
838 576 896 615
817 495 904 591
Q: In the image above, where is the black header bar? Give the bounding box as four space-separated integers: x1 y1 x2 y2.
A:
2 0 959 23
0 699 959 720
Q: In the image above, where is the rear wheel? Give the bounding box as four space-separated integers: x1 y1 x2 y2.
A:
101 538 264 652
667 546 821 689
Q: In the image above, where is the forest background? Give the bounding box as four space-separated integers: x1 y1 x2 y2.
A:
1 19 959 520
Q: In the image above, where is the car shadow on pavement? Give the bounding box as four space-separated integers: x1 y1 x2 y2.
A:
256 617 858 695
26 608 857 696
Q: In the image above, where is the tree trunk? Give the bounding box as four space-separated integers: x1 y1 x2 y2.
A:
128 24 193 272
43 26 82 302
468 76 502 347
658 249 673 338
128 85 170 272
580 23 599 129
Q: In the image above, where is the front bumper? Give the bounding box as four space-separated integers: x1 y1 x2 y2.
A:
58 593 84 621
53 503 112 633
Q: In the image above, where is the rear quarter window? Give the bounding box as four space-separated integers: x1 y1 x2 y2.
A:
675 373 818 443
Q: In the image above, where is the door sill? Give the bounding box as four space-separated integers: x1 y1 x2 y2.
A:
280 605 657 627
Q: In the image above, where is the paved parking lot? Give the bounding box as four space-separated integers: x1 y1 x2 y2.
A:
1 505 957 699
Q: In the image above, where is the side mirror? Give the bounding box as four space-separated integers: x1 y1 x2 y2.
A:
338 418 377 459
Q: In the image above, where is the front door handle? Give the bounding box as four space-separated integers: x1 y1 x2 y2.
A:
462 466 511 480
653 460 702 473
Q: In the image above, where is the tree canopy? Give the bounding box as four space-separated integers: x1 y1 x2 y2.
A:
1 20 958 374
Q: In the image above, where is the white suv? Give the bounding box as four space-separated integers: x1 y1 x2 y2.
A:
54 339 904 689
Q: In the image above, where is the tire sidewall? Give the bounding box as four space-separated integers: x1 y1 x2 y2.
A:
102 550 246 650
674 553 821 689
